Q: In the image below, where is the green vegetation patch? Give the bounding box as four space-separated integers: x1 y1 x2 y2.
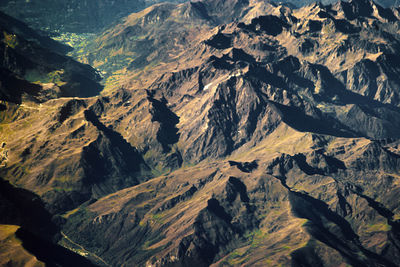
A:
223 248 248 266
365 222 391 233
142 232 165 250
25 69 67 86
151 213 164 224
51 32 95 49
2 31 18 49
245 229 270 247
393 214 400 221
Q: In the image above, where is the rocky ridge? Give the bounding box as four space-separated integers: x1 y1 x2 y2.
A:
0 0 398 34
0 0 187 33
0 11 102 104
1 0 400 266
59 0 400 266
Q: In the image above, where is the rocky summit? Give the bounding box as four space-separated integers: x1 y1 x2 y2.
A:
1 0 400 266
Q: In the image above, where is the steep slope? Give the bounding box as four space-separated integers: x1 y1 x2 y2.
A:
0 225 45 267
0 178 98 266
72 0 291 87
0 96 150 213
0 14 150 214
63 136 400 266
0 0 397 34
0 0 187 33
74 1 214 84
0 11 70 54
0 11 102 103
2 0 400 266
75 0 400 91
74 0 400 171
54 0 400 266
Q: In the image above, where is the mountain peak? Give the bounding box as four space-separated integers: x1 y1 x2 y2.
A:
332 0 397 20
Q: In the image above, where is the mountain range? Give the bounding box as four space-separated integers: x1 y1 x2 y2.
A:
0 0 188 33
0 0 399 33
1 0 400 266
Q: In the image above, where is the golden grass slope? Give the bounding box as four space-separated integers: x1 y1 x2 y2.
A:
0 225 44 267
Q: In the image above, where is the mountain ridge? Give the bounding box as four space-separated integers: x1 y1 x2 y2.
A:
58 0 400 265
1 0 400 266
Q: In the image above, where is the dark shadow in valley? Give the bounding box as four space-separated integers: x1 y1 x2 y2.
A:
228 160 258 173
289 190 397 267
83 109 148 185
0 178 58 239
16 228 98 267
205 32 232 49
0 68 42 104
0 178 98 266
238 15 289 36
147 93 180 153
270 101 358 138
292 154 325 175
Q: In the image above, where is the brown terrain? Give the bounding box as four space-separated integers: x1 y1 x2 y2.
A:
1 0 400 266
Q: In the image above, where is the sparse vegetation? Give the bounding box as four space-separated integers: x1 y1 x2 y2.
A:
0 225 45 266
25 69 67 86
365 222 391 233
2 31 18 48
51 32 95 49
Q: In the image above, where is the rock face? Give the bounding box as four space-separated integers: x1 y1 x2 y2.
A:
2 0 400 266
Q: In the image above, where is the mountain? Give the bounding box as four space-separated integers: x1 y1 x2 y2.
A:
62 0 400 265
0 178 99 266
0 13 128 265
74 0 400 89
2 0 400 266
284 0 399 8
0 0 398 34
0 12 133 214
0 0 187 33
72 0 293 88
0 11 102 104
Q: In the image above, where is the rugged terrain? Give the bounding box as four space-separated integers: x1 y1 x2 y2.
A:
0 11 102 103
0 0 398 34
2 0 400 266
0 0 187 33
